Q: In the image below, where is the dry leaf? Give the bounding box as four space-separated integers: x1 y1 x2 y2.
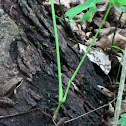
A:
110 6 126 27
97 28 126 50
96 0 109 12
43 0 85 8
79 43 111 74
70 19 86 40
56 117 67 126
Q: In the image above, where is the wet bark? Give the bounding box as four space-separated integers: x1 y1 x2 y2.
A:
0 0 111 125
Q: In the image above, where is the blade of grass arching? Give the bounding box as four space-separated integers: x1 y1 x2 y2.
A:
51 0 63 102
63 3 112 102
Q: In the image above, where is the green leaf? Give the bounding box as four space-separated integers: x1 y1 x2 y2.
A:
89 5 97 13
70 11 92 23
109 0 114 3
117 117 126 125
65 0 102 20
121 113 126 118
35 42 43 50
70 5 97 23
110 0 126 6
109 0 126 12
76 12 92 22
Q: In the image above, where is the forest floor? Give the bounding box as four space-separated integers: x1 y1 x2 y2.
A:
0 0 126 126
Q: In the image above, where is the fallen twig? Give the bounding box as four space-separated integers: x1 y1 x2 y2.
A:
64 98 116 124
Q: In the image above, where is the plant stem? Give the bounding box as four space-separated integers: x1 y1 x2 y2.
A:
63 3 112 102
51 0 63 101
56 101 63 112
59 0 66 22
53 101 63 120
110 12 123 57
111 12 123 83
113 45 126 126
58 0 78 43
115 62 122 82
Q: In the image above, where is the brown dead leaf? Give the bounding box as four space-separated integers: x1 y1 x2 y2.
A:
110 6 126 27
56 117 68 126
43 0 85 8
93 17 111 28
79 43 111 74
93 17 103 27
96 0 109 12
96 27 126 50
70 19 86 41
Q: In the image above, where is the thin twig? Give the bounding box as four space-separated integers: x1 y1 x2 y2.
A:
0 108 52 119
113 45 126 126
107 75 112 85
64 98 116 124
52 119 57 126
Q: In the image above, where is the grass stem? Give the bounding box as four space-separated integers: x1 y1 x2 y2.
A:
51 0 63 101
63 3 112 102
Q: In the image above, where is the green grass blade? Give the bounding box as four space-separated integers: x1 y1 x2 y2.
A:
51 0 63 101
63 2 112 102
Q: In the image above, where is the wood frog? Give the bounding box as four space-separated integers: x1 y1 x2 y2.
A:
0 76 23 107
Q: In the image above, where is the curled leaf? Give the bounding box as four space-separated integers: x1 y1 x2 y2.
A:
112 46 125 55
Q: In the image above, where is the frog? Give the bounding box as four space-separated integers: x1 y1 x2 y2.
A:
0 76 23 108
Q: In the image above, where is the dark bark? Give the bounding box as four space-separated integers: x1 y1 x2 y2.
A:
0 0 112 125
